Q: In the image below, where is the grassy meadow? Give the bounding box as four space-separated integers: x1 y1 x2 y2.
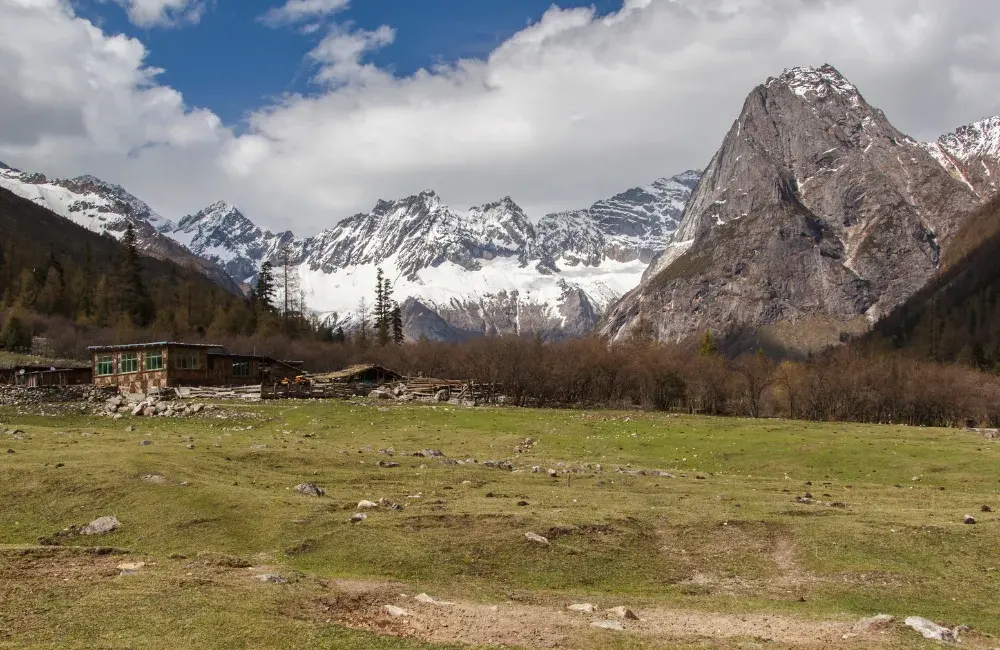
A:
1 399 998 649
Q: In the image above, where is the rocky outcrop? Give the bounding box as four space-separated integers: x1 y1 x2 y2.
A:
601 65 982 351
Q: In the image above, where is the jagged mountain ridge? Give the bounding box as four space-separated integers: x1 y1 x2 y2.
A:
601 64 992 352
0 166 242 293
168 173 702 339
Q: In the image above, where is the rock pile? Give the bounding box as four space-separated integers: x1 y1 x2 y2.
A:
0 385 116 407
103 394 214 418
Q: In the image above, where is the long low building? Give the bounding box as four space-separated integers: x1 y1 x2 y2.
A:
88 342 301 392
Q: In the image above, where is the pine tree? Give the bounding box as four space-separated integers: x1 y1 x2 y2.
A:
374 267 390 346
391 301 403 344
253 261 277 312
118 223 153 326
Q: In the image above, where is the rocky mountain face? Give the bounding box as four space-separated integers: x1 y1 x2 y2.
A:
601 65 987 352
0 166 242 293
922 116 1000 200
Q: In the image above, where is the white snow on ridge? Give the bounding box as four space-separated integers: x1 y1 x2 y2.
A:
298 254 645 322
0 167 174 238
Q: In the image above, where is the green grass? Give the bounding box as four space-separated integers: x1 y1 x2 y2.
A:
1 400 999 648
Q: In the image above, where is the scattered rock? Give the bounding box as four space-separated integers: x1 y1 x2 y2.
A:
567 603 598 613
293 483 326 497
524 532 550 545
517 500 529 507
350 513 367 523
82 516 120 536
253 573 287 583
185 444 195 450
384 605 410 617
904 616 957 643
357 500 378 509
609 606 639 620
434 389 450 402
591 620 625 631
139 440 152 447
414 593 454 606
964 515 977 525
140 473 167 485
547 469 558 478
982 505 992 513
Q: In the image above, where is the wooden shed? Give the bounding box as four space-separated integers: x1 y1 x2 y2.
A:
16 367 93 387
0 358 92 385
88 342 299 392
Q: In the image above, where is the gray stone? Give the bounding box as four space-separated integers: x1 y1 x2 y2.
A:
293 483 325 497
434 389 450 402
904 616 957 643
609 606 639 620
524 532 550 545
82 516 120 535
963 515 976 525
384 605 409 617
253 573 287 583
350 513 368 523
591 620 625 631
357 500 378 509
567 603 598 613
140 473 167 484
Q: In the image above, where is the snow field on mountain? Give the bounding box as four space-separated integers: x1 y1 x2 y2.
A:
297 254 646 322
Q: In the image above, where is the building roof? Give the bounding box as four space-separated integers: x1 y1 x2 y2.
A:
311 364 402 382
87 342 225 352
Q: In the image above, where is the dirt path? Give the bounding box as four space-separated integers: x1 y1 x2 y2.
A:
313 579 890 649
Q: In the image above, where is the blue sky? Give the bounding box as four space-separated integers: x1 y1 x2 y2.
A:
78 0 625 127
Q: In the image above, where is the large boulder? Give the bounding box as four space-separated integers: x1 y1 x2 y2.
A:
81 516 121 535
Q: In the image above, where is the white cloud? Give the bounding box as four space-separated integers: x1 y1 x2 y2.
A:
308 24 396 86
115 0 206 27
1 0 1000 239
260 0 350 27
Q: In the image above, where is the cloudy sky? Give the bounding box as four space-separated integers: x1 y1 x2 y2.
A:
1 0 999 235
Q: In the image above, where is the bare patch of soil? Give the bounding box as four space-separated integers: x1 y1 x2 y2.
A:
307 578 881 649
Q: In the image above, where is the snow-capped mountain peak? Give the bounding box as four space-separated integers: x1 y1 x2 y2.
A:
769 64 860 103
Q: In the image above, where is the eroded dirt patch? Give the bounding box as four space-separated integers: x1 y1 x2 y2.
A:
307 578 878 649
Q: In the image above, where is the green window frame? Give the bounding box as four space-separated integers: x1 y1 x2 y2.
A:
96 355 115 376
145 351 163 371
174 351 201 370
232 361 250 377
120 353 138 374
